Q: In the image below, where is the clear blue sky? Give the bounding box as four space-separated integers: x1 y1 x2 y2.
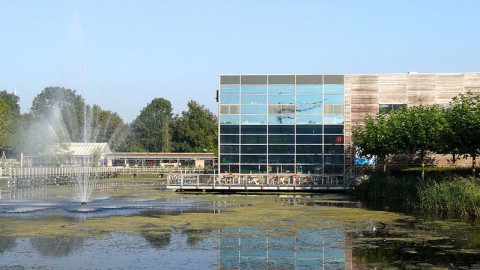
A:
1 0 479 122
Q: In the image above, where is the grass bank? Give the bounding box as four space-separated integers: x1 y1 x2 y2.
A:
356 171 480 221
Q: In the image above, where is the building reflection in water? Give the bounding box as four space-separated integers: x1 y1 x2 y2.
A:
218 228 352 269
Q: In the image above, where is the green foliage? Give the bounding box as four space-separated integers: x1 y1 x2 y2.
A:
418 178 480 221
129 98 173 152
0 90 21 153
171 101 218 154
353 113 394 164
89 105 130 151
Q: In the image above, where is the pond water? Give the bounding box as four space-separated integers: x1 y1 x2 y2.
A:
0 184 480 269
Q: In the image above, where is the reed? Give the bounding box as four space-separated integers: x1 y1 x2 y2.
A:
418 177 480 221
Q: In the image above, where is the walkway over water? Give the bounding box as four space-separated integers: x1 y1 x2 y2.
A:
166 173 353 191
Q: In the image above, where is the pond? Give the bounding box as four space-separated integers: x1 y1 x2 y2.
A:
0 184 479 269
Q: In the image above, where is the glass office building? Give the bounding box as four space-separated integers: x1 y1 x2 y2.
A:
218 75 345 178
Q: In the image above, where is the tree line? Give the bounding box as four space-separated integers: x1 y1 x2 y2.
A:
0 86 217 158
353 92 480 177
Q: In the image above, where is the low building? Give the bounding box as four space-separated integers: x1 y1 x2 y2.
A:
106 152 217 168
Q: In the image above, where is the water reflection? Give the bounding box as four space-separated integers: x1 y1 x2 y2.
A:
141 231 171 249
30 236 85 257
218 228 349 269
0 236 16 254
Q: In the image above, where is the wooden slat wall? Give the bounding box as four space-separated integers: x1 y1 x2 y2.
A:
344 72 480 148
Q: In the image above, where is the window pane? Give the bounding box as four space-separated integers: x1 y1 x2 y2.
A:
268 95 294 104
220 85 240 95
296 95 323 104
241 85 267 94
324 155 344 164
324 145 344 154
296 135 322 144
241 115 267 124
241 95 267 104
296 125 322 134
296 115 322 125
268 85 295 95
324 85 344 95
241 165 267 174
221 95 240 104
324 135 343 144
241 145 267 154
324 105 343 114
268 145 295 154
268 115 295 125
220 165 239 174
324 95 344 104
268 155 295 163
324 115 344 124
269 125 294 134
296 85 322 95
296 155 322 164
220 115 240 124
268 135 294 144
298 165 323 174
296 105 322 115
220 155 239 163
220 145 239 153
296 145 322 154
241 125 267 134
220 125 239 134
220 135 239 144
324 125 344 134
241 135 267 144
241 155 267 164
241 105 267 114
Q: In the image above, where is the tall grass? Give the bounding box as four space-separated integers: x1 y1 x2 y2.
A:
418 177 480 221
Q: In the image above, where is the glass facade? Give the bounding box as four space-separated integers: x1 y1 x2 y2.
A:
219 75 345 178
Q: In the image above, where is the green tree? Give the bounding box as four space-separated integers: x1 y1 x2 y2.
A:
31 87 87 142
0 90 21 155
389 104 442 179
444 92 480 176
129 98 173 152
352 113 394 172
89 105 130 151
172 101 218 154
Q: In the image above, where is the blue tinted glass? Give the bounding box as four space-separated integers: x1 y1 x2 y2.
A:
296 115 322 124
241 105 267 114
268 135 294 144
296 145 322 154
240 165 267 173
268 115 295 125
241 115 267 124
296 95 323 104
324 145 344 154
220 145 239 153
220 155 239 163
220 125 239 134
268 125 294 134
268 145 295 154
268 155 295 163
296 135 322 144
324 95 344 104
324 125 344 134
220 85 240 95
268 95 294 104
324 115 344 124
241 85 267 94
241 95 267 104
241 145 267 154
221 95 239 104
241 155 267 164
220 115 240 124
324 155 344 164
296 125 323 134
241 135 267 144
324 85 344 95
241 125 267 134
296 105 322 115
296 155 322 164
220 135 239 144
296 85 322 95
268 85 295 95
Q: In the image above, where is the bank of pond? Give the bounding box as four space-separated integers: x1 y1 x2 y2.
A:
355 167 480 221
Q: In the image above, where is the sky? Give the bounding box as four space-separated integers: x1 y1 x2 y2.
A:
1 0 479 122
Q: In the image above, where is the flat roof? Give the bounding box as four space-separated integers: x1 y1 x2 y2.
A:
107 152 216 159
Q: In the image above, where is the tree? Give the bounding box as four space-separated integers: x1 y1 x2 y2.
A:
389 104 442 179
89 105 130 151
30 87 87 142
0 90 21 155
171 101 218 154
352 113 394 172
129 98 173 152
444 92 480 176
